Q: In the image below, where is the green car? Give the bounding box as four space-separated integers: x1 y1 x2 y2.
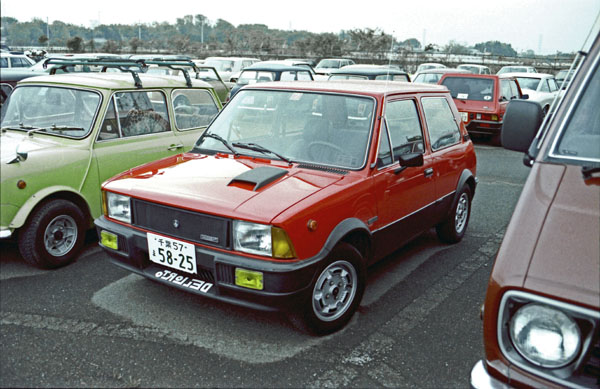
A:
0 59 222 268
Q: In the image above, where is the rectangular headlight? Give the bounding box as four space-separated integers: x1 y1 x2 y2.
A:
106 192 131 224
233 220 271 256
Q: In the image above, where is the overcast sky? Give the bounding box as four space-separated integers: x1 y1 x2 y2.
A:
2 0 599 54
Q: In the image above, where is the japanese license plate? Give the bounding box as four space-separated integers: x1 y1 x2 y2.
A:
147 232 197 274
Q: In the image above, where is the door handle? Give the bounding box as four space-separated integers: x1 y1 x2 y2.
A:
168 144 184 151
424 168 434 177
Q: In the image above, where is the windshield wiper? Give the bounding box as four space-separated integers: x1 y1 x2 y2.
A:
45 125 86 132
231 142 293 165
198 133 239 156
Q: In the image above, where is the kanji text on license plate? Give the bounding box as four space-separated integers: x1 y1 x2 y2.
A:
147 232 197 274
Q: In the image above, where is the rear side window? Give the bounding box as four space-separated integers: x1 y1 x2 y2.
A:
550 59 600 163
172 89 219 130
422 97 461 151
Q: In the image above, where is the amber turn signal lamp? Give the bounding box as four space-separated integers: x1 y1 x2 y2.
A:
307 219 318 231
17 180 26 189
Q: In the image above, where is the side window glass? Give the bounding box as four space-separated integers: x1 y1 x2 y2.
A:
422 97 461 151
98 97 120 140
500 80 512 101
385 99 424 157
0 58 8 68
280 71 296 81
173 89 219 130
548 78 558 92
377 123 393 167
540 80 550 92
116 91 170 137
297 71 312 81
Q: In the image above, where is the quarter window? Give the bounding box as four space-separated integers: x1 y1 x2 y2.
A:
422 97 461 151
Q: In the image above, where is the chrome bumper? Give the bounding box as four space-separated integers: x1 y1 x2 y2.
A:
471 360 509 389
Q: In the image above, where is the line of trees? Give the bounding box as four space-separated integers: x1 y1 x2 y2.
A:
1 14 574 60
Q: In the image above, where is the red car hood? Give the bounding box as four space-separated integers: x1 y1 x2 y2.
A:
523 166 600 310
105 154 344 223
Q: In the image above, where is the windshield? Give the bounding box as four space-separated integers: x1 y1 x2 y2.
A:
237 71 276 85
316 60 341 69
441 76 495 101
1 85 101 138
516 77 541 90
204 60 235 72
194 89 375 169
550 59 600 163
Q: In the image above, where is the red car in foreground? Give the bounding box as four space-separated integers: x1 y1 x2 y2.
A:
439 73 525 144
95 80 477 334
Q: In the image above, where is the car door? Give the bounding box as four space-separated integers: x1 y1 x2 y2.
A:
371 97 436 259
420 96 468 216
93 90 182 186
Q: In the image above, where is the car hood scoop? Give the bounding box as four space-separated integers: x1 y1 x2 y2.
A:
228 166 288 191
108 155 344 223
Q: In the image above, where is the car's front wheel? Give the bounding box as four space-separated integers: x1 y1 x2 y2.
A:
18 199 86 269
290 243 366 335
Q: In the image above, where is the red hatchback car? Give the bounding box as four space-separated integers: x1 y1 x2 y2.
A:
95 81 477 334
439 73 525 144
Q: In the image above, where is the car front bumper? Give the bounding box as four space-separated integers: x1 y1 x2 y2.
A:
95 216 325 312
470 360 509 389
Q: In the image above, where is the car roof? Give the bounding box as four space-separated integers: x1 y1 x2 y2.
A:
415 68 469 74
16 72 213 90
330 65 408 75
243 80 446 96
204 57 260 61
499 72 554 79
243 63 312 72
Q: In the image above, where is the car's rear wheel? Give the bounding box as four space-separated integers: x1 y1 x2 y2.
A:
290 243 366 335
436 185 472 243
18 199 86 269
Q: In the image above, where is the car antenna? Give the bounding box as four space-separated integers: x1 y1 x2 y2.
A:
371 31 395 169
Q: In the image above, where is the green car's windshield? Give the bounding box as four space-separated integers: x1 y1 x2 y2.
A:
1 86 101 138
194 89 375 169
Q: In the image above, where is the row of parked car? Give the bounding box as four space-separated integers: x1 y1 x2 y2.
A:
0 31 598 387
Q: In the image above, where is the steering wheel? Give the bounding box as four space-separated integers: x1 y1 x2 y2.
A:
307 141 344 162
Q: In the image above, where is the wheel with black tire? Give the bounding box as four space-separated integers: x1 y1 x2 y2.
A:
18 199 86 269
436 185 472 244
290 243 366 335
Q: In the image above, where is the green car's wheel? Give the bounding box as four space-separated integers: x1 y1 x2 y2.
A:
18 199 86 269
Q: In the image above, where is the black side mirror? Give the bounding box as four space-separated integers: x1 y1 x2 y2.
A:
399 152 424 167
501 100 543 152
521 94 529 99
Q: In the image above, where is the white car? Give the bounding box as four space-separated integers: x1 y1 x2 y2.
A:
457 64 491 74
203 57 260 82
0 52 36 68
503 72 560 114
314 58 355 76
496 65 537 75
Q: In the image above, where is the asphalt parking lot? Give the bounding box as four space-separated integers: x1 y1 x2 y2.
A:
0 143 531 388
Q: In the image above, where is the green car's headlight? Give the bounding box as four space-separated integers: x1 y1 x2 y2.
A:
233 221 295 259
106 192 131 224
509 303 581 368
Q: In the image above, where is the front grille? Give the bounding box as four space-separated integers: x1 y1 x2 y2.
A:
132 199 230 249
215 263 234 285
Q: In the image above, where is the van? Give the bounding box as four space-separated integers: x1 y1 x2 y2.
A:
470 30 599 388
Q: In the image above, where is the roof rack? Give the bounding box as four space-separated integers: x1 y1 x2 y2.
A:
41 57 203 88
